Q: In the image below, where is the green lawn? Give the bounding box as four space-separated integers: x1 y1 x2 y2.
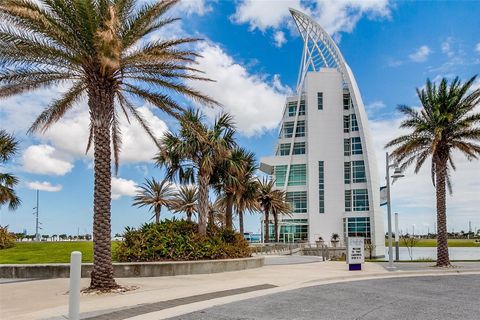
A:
0 241 119 264
386 239 480 247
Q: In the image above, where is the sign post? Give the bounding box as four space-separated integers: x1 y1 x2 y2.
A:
347 237 364 271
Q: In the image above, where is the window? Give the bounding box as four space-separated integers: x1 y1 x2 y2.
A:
351 114 359 131
317 92 323 110
288 164 306 186
344 162 351 184
352 160 366 183
277 143 290 156
283 122 294 138
295 120 305 137
287 100 305 116
293 142 306 155
286 191 307 213
343 115 350 133
351 137 363 155
318 161 325 213
345 217 371 239
274 165 287 187
343 93 350 110
353 189 369 211
344 139 350 156
345 190 351 212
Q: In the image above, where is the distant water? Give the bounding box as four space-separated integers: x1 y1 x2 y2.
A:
385 247 480 261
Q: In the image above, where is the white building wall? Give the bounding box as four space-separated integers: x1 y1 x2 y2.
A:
304 70 345 244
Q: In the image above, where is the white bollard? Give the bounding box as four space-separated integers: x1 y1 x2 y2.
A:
69 251 82 320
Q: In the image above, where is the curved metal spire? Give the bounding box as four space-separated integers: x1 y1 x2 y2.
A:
290 8 349 90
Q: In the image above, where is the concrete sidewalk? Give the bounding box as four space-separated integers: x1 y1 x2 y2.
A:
1 257 479 320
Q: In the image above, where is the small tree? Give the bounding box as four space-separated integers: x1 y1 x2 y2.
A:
401 235 419 260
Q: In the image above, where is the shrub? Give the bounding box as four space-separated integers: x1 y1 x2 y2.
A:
115 219 251 262
0 225 16 249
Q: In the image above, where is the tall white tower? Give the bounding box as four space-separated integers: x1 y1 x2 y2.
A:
260 9 385 257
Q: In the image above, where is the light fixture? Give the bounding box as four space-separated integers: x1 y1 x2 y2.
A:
391 167 405 179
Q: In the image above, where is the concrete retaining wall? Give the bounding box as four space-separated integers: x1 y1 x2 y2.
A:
0 257 264 279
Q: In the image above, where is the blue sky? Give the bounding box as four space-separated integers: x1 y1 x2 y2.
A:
1 0 480 237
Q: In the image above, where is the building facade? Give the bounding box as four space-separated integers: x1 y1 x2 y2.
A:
260 9 385 256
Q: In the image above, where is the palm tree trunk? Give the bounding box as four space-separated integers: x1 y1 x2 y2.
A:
155 205 161 224
435 159 450 267
88 84 117 290
198 173 209 235
264 211 270 243
273 212 279 242
225 192 234 230
187 212 192 222
239 209 244 234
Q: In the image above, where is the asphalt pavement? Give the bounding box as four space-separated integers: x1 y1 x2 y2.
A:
168 274 480 320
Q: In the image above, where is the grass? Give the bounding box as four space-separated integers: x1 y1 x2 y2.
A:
0 241 119 264
386 239 480 247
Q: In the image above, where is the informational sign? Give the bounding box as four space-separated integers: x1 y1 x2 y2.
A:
347 237 365 268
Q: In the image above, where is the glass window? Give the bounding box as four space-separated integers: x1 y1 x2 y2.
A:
344 162 351 184
343 93 350 110
352 160 366 183
345 190 351 212
344 139 350 156
343 115 350 133
295 120 305 137
351 137 363 155
345 217 371 239
317 92 323 110
283 122 294 138
318 161 324 213
351 114 359 131
287 100 306 117
288 164 306 186
274 165 287 187
277 143 290 156
353 189 369 211
293 142 306 155
286 191 307 213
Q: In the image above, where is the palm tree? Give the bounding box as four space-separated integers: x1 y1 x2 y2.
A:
0 0 217 290
213 147 255 230
386 76 480 267
156 109 236 235
270 189 291 243
133 178 175 223
208 198 225 228
0 130 20 210
257 178 291 243
170 184 197 222
235 177 260 235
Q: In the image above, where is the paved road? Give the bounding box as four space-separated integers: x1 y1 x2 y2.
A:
168 275 480 320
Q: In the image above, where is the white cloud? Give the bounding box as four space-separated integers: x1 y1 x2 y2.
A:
475 43 480 53
22 145 74 176
365 100 386 114
232 0 391 44
186 43 291 136
111 177 138 200
175 0 214 16
441 37 454 57
26 181 62 192
39 105 168 164
409 45 432 62
273 31 286 47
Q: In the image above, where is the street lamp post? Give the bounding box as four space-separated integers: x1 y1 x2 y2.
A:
385 152 404 269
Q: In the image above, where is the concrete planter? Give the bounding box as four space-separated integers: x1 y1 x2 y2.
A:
0 256 264 279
